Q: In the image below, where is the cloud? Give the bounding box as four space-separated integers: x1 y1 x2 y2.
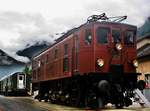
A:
0 0 150 63
0 12 58 62
83 0 150 26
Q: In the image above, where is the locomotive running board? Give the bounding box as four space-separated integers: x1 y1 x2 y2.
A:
134 89 150 107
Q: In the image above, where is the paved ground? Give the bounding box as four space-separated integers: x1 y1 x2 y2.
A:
0 96 150 111
0 95 47 111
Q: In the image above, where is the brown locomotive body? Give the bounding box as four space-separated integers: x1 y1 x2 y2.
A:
32 14 140 108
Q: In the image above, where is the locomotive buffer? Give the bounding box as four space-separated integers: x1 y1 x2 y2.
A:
134 89 150 107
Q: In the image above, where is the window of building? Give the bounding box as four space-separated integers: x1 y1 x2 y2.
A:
112 30 121 43
63 58 69 72
124 30 135 45
145 74 150 88
64 44 68 55
96 27 110 44
85 29 92 45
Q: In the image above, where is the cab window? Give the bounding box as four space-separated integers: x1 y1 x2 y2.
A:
124 30 135 45
85 29 92 45
112 30 121 43
96 27 110 44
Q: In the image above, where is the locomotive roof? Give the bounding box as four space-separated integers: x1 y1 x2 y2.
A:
32 24 84 59
96 21 137 28
33 21 136 59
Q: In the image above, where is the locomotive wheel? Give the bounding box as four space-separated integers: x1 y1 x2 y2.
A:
50 91 57 103
97 80 110 108
114 84 124 109
115 102 124 109
44 93 49 102
124 97 132 107
97 97 104 109
86 88 97 108
69 79 81 107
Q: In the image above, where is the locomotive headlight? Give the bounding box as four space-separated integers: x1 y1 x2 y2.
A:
133 59 138 68
97 59 104 67
115 43 122 51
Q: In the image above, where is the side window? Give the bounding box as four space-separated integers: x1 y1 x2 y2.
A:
54 49 58 59
84 29 92 45
124 30 135 45
46 54 49 63
63 44 69 72
64 44 68 55
33 70 36 79
19 76 23 80
112 30 121 43
63 58 69 72
96 27 110 44
145 74 150 88
75 36 79 70
38 69 40 78
38 60 41 67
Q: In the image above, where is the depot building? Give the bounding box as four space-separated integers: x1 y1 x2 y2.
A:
136 33 150 101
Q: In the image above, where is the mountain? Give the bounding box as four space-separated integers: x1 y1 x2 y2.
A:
137 16 150 37
0 49 24 65
0 49 25 79
0 41 50 79
17 41 49 59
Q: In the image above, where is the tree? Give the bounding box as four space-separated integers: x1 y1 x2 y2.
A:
137 16 150 37
23 65 32 75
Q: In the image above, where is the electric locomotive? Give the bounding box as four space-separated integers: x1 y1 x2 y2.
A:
32 13 140 108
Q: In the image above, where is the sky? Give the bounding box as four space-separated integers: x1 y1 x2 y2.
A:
0 0 150 62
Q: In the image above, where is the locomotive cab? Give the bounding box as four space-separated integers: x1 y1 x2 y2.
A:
93 23 138 108
79 22 138 77
94 22 137 74
78 17 139 108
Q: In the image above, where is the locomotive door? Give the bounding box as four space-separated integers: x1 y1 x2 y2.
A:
111 28 123 64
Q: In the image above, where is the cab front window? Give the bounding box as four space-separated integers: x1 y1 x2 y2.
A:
96 27 110 44
124 30 135 45
112 30 121 43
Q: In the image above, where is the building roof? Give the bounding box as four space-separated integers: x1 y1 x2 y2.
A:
137 43 150 59
137 33 150 59
137 33 150 43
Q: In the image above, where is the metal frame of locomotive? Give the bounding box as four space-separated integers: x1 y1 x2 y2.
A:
0 72 31 96
32 13 140 108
